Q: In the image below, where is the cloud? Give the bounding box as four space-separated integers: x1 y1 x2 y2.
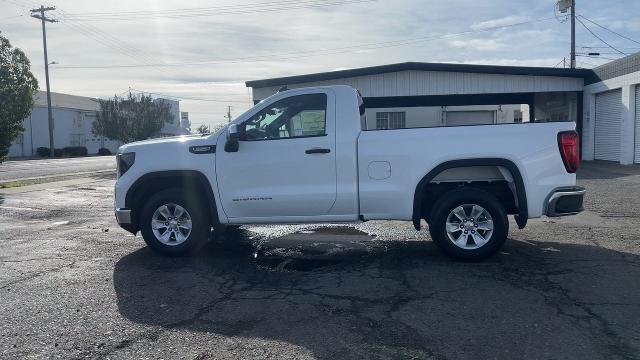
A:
449 39 505 51
456 58 564 67
4 0 638 127
603 18 640 32
470 15 531 30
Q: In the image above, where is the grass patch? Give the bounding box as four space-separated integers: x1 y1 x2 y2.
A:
0 181 30 189
0 170 116 190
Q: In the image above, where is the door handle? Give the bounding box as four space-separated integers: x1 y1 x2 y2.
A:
305 148 331 154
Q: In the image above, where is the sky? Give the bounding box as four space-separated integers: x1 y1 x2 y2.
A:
1 0 640 130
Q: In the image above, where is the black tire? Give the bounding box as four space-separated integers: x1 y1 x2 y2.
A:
428 188 508 261
139 189 210 256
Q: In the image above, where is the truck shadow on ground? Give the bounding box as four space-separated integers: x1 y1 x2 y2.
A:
112 229 640 359
578 161 640 180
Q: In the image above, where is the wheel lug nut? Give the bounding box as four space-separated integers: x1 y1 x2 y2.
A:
464 230 468 234
470 218 474 222
471 230 475 234
474 224 478 227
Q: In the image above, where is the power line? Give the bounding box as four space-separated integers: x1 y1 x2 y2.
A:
577 51 627 55
62 0 367 16
127 88 250 103
2 0 169 67
577 15 640 46
53 16 556 70
53 8 159 64
577 60 600 68
0 0 32 8
57 18 159 65
552 58 565 68
58 0 375 21
576 54 620 61
580 46 640 50
575 16 626 55
0 14 25 20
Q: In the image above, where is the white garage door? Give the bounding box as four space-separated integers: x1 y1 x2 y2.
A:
445 111 495 126
594 89 622 162
635 85 640 164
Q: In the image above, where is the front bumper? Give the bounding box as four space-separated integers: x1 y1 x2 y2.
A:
115 208 137 234
115 208 132 224
545 186 586 217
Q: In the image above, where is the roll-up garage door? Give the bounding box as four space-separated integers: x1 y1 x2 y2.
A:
635 85 640 164
445 111 495 126
594 89 622 162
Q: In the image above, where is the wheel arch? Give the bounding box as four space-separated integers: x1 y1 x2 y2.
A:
412 158 528 231
124 170 219 233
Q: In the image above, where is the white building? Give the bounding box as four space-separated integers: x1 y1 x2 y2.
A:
9 91 190 158
247 62 585 132
248 58 640 166
155 98 190 137
581 53 640 164
180 112 191 133
8 91 120 157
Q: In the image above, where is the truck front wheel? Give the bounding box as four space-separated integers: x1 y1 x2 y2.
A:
428 188 508 260
139 189 210 256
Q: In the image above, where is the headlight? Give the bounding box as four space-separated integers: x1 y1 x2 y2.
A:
117 152 135 177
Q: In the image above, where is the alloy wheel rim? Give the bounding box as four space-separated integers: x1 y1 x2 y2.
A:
445 204 494 250
151 203 192 246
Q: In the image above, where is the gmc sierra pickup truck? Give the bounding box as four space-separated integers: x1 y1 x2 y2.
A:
114 85 585 260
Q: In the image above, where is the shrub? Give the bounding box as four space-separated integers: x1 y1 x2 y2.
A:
97 148 112 156
54 148 63 157
36 147 50 157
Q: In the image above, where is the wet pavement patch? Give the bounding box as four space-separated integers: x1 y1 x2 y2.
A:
252 226 375 271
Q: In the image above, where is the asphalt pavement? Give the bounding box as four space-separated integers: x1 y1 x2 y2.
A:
0 156 116 181
1 161 640 359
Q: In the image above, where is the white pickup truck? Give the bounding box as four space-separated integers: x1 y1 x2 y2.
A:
114 85 584 260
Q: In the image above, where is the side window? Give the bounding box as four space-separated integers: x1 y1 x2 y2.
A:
376 111 406 129
240 93 327 141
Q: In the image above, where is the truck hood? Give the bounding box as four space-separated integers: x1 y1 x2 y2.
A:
118 134 217 154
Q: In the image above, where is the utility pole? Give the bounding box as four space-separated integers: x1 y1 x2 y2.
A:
225 106 232 123
570 0 576 68
31 5 57 157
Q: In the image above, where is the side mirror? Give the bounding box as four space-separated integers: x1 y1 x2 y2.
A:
225 124 240 152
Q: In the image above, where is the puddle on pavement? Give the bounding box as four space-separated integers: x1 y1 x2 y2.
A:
250 226 377 271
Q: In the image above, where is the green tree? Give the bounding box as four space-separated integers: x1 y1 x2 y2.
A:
0 33 38 161
195 124 209 135
93 93 174 143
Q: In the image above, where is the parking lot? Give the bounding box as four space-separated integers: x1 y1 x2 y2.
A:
1 161 639 359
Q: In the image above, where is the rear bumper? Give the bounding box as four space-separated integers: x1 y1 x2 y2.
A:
545 186 586 217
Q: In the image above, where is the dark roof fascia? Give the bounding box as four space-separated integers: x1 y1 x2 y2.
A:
585 52 640 85
246 62 594 88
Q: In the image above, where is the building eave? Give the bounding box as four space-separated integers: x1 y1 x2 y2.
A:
246 61 594 88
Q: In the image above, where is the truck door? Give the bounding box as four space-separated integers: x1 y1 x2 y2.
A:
216 89 337 220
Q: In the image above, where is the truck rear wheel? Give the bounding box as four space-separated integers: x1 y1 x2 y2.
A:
139 189 210 256
428 188 508 260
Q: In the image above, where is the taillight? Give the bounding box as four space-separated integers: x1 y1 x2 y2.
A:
558 131 580 173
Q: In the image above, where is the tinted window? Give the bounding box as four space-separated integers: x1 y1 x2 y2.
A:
241 94 327 140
